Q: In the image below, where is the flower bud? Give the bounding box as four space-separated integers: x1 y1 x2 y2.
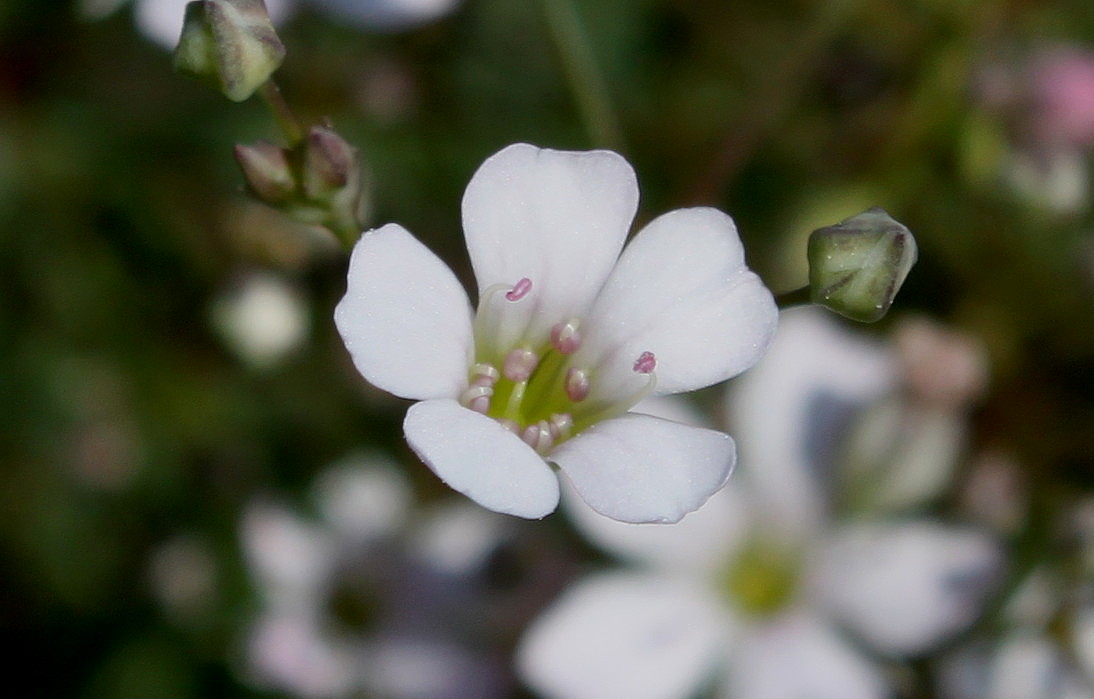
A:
233 126 369 245
807 207 917 322
174 0 285 102
301 126 356 198
234 141 294 203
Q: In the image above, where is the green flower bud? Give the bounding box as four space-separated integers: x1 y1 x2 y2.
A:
234 141 294 203
807 207 917 323
174 0 285 102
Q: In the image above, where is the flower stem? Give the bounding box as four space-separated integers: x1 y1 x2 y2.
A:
540 0 624 151
775 285 811 310
259 80 304 148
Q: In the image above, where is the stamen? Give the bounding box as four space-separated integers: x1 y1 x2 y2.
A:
503 348 540 382
550 319 582 354
549 413 573 441
505 277 533 302
470 363 500 382
633 351 657 374
565 367 591 402
459 384 493 414
522 421 553 453
498 418 520 434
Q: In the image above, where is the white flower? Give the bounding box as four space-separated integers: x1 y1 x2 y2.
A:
240 453 512 698
517 308 1002 699
335 143 777 523
211 271 310 370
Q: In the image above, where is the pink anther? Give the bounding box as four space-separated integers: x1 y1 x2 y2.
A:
503 348 540 382
505 277 533 302
633 351 657 374
550 319 582 354
565 367 590 402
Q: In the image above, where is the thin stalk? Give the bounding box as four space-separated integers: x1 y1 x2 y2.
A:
541 0 624 151
775 285 811 310
259 80 304 148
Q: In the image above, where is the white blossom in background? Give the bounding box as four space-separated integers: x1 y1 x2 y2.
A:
240 452 512 698
939 498 1094 699
518 308 1002 699
335 143 777 523
306 0 461 32
211 271 310 370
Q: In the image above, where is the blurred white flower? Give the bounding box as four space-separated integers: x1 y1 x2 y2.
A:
518 308 1002 699
211 271 309 370
335 143 777 523
239 452 513 698
306 0 461 32
939 498 1094 698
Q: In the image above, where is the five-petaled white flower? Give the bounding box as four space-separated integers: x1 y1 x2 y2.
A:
335 143 778 522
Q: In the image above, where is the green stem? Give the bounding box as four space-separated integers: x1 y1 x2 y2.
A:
775 285 811 309
260 80 304 148
541 0 624 150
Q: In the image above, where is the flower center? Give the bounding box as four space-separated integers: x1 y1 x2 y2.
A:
719 539 801 618
458 278 657 454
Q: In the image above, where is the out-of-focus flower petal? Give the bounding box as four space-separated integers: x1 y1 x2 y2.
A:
561 480 751 576
553 413 735 524
728 307 895 535
403 399 559 518
335 224 474 401
726 611 886 699
517 572 727 699
814 521 1002 656
306 0 460 32
135 0 293 49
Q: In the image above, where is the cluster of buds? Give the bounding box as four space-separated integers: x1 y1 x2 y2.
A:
807 207 917 322
235 127 369 244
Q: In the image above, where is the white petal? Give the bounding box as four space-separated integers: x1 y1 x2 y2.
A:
335 224 474 401
552 413 735 524
403 399 559 518
135 0 293 49
726 306 896 537
462 144 638 346
307 0 460 32
561 478 752 576
579 207 777 401
517 572 727 699
727 612 886 699
814 521 1002 656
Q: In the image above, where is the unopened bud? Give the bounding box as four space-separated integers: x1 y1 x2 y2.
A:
234 141 294 203
298 125 368 241
807 207 917 323
174 0 285 102
301 126 356 198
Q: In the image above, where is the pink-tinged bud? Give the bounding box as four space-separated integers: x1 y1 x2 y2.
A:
291 125 369 242
565 367 590 402
498 419 520 434
505 277 532 302
503 348 540 382
234 141 294 203
633 351 656 374
174 0 285 102
302 126 356 197
550 319 582 354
